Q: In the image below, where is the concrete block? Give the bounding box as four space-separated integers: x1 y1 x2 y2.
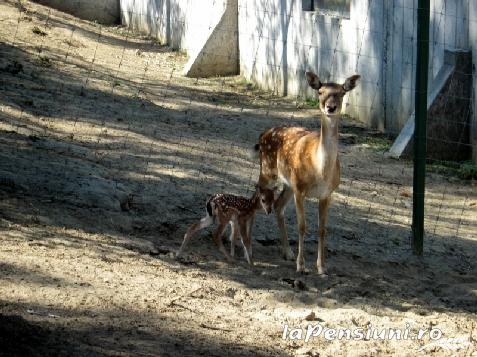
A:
387 50 472 161
183 0 238 78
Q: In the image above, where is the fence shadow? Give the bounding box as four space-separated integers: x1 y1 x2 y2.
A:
0 5 476 353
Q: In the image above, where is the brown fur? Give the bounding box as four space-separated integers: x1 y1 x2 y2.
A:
255 71 360 274
176 187 276 265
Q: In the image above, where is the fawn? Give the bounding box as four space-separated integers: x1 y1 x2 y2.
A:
253 71 360 274
176 186 277 265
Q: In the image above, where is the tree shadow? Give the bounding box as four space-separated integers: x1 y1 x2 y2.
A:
0 301 291 357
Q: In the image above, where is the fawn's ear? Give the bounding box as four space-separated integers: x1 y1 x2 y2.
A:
306 71 322 90
343 74 361 92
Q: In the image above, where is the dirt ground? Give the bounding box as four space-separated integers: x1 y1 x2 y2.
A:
0 1 476 356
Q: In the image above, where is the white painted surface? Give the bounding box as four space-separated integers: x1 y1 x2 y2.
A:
119 0 473 147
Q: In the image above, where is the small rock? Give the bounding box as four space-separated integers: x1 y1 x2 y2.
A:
304 311 317 321
149 246 171 255
294 280 307 291
295 346 320 357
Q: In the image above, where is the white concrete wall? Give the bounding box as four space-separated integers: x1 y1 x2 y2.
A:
120 0 168 42
120 0 226 52
239 0 385 127
120 0 473 140
239 0 470 132
385 0 469 133
184 0 239 77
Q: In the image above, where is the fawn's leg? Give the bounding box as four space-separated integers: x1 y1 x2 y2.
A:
239 220 253 266
274 187 294 260
294 193 307 273
229 221 239 258
317 197 330 275
245 216 255 258
177 215 213 258
212 222 232 262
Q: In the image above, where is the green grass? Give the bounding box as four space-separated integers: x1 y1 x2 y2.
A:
303 97 320 108
427 160 477 180
357 135 393 152
235 78 256 90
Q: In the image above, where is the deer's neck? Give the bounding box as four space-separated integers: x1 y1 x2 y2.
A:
316 115 339 176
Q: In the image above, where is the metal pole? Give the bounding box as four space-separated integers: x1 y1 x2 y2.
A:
412 0 430 255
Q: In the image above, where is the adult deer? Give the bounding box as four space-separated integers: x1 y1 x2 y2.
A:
253 71 360 274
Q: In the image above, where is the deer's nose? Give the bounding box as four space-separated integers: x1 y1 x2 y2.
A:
326 105 337 113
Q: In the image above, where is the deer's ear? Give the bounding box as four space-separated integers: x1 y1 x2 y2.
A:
306 71 322 90
343 74 361 92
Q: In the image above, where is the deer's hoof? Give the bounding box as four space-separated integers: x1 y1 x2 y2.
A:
296 262 306 274
317 265 327 276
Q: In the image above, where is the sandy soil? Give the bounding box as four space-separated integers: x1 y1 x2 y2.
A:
0 1 476 356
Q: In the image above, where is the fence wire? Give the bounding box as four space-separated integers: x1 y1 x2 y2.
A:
0 0 475 262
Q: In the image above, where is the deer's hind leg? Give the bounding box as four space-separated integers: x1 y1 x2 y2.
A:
294 192 307 274
177 215 213 258
245 216 255 259
238 219 253 266
229 221 239 258
274 186 294 261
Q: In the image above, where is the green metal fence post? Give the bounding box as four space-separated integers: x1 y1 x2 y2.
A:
412 0 430 255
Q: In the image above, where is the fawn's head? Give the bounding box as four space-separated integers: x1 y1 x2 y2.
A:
306 71 360 116
255 186 278 215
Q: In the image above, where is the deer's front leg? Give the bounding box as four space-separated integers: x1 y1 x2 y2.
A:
274 187 294 260
294 193 306 273
317 197 330 275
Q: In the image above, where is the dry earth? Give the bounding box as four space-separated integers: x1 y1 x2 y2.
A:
0 1 476 356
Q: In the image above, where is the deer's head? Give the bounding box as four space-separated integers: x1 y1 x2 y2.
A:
305 71 360 116
256 185 278 215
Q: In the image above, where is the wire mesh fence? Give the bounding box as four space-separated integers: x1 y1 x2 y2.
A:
0 0 475 263
1 1 477 355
